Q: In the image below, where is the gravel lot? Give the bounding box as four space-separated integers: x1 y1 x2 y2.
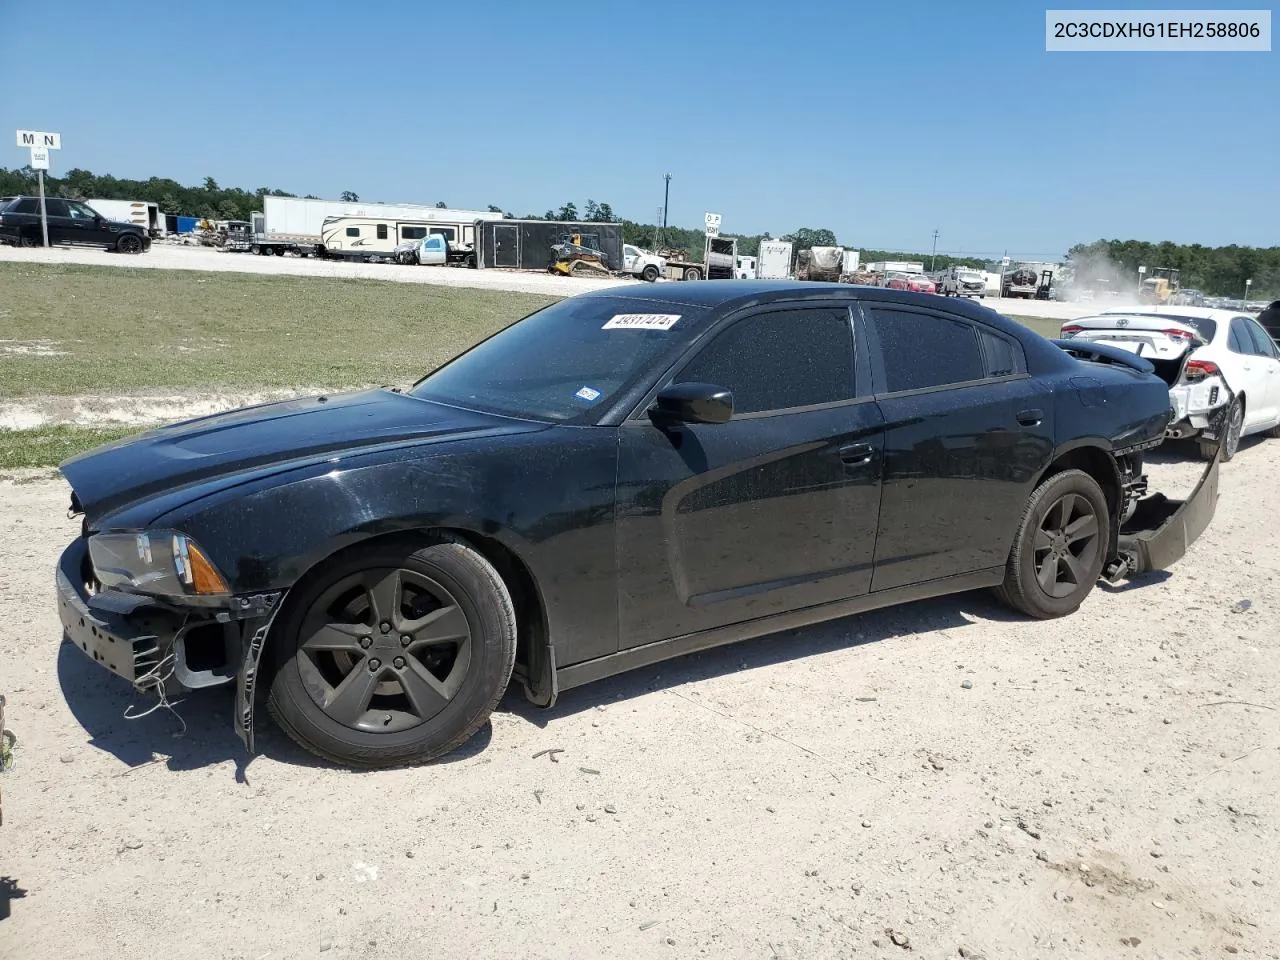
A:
0 243 1100 321
0 439 1276 958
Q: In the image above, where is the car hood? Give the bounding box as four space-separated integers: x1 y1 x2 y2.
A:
61 388 543 525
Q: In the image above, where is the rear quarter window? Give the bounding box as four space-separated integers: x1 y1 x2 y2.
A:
977 328 1021 378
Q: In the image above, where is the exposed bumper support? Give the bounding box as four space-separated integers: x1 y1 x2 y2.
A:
56 537 284 753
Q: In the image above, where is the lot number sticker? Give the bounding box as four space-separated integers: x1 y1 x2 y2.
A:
602 313 682 331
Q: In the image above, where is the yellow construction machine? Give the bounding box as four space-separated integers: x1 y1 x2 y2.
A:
550 232 612 278
1140 267 1181 304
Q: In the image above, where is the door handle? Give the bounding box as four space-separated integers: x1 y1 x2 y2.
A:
839 442 876 465
1016 408 1043 426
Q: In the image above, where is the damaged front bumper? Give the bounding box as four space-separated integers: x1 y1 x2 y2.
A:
55 537 284 752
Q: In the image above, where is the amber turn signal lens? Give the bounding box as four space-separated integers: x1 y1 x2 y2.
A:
187 540 229 594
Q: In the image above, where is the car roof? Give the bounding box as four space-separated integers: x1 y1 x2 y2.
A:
575 280 1031 336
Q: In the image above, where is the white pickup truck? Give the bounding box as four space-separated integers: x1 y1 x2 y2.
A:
621 244 666 282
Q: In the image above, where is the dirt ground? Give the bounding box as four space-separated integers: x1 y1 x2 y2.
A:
0 243 1096 322
0 436 1276 959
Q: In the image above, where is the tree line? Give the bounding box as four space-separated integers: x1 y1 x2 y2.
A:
1067 239 1277 300
0 165 1272 295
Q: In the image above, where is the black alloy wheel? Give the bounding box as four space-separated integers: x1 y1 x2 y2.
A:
1031 492 1101 599
997 469 1111 619
267 536 517 767
117 234 143 254
294 567 472 732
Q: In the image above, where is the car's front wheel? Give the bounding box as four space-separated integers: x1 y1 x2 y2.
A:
267 535 517 767
116 234 143 254
642 264 660 282
997 469 1111 619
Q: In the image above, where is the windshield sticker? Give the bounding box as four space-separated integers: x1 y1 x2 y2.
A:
574 386 602 402
602 313 681 331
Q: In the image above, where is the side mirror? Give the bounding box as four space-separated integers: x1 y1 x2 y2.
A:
651 382 733 425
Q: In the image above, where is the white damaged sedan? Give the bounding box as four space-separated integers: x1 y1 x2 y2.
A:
1061 306 1280 461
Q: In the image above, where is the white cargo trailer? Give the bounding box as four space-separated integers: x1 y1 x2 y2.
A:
84 199 164 237
757 239 794 279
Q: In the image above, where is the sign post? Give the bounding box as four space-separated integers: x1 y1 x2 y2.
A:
15 130 62 248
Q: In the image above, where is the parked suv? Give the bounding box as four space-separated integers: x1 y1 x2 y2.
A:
0 196 151 253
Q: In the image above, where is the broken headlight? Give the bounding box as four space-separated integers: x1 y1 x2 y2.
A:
88 531 230 597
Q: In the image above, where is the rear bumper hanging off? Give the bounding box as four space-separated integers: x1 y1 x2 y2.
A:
1101 394 1227 581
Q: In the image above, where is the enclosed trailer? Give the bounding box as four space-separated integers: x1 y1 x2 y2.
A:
475 219 623 272
261 196 496 246
84 199 164 237
757 240 795 280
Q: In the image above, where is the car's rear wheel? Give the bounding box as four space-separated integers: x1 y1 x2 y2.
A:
116 234 143 254
17 234 37 247
641 264 660 283
683 266 702 281
267 535 517 767
1198 396 1243 462
997 469 1111 619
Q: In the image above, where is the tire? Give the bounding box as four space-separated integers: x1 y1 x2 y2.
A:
250 244 261 255
996 469 1111 620
17 234 37 248
1199 396 1244 462
116 234 143 254
465 254 476 269
641 264 660 283
267 534 517 768
683 266 703 281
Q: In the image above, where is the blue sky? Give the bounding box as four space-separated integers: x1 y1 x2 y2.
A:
0 1 1274 258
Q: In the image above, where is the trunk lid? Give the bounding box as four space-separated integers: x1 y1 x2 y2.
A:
1060 316 1205 386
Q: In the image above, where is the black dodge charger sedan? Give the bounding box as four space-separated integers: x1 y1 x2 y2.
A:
56 283 1220 766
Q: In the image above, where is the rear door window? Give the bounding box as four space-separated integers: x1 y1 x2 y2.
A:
869 308 986 393
43 198 70 218
12 198 40 214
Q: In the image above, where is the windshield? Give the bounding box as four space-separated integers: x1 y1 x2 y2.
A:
410 296 707 422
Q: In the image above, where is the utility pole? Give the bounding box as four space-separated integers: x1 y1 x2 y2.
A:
659 173 671 250
651 207 662 251
931 229 939 271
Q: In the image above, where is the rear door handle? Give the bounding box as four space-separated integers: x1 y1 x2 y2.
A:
839 442 876 465
1016 408 1044 426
